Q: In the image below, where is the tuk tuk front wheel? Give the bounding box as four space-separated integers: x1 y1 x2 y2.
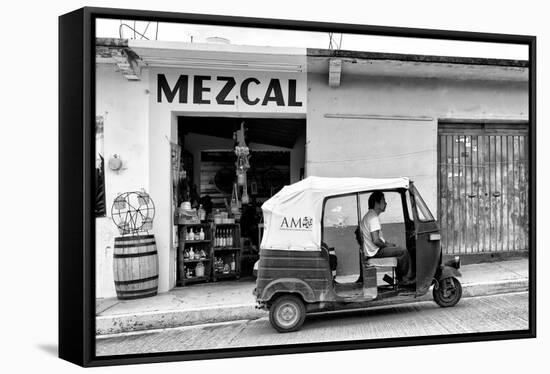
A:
269 295 306 333
433 277 462 307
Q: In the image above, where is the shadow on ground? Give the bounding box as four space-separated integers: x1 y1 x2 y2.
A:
36 344 58 357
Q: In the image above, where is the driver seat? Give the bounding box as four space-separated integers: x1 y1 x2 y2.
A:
355 226 398 288
366 257 398 268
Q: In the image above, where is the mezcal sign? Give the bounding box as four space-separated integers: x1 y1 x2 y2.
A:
154 72 306 113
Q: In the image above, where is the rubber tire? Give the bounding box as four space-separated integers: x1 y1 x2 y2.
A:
269 295 306 333
433 277 462 307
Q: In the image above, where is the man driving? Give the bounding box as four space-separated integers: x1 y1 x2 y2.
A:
360 191 415 286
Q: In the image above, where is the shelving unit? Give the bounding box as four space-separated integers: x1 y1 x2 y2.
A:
211 223 242 281
177 223 213 286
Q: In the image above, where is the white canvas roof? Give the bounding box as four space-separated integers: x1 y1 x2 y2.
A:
260 176 409 251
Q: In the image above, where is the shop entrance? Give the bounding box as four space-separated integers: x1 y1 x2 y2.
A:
175 116 306 285
437 122 529 256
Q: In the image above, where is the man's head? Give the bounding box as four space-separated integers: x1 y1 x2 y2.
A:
368 191 387 212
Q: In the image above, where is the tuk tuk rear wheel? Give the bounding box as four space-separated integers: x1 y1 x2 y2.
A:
433 277 462 307
269 295 306 333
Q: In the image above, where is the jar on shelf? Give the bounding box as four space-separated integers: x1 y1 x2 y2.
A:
195 261 205 277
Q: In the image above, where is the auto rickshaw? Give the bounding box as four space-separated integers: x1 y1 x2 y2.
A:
253 176 462 332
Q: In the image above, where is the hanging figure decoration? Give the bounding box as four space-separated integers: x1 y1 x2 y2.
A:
234 121 251 205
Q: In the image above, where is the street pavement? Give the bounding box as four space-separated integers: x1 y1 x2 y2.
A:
96 291 529 356
96 258 529 335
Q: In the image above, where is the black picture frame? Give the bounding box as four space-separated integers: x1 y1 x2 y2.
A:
59 6 536 367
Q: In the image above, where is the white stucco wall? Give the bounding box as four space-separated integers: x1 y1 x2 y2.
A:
95 64 150 298
306 72 528 215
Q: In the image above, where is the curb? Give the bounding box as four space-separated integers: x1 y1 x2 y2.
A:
96 278 528 335
96 304 267 336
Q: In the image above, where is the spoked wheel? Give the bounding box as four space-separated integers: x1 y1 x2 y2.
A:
269 295 306 333
433 277 462 307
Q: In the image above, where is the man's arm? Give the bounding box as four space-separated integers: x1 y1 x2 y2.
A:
370 230 388 248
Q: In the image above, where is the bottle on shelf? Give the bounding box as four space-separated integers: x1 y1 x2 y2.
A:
228 229 233 247
199 227 205 240
189 247 194 260
198 204 206 222
215 257 221 273
183 248 189 259
220 230 226 247
189 228 195 241
230 253 236 272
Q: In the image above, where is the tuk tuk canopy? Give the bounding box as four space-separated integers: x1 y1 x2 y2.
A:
260 176 410 251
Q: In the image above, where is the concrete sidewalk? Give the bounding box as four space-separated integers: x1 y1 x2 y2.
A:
96 258 529 335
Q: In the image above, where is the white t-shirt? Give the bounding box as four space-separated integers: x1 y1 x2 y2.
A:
360 210 384 257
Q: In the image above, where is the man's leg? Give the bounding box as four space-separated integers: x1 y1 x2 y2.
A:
373 246 413 283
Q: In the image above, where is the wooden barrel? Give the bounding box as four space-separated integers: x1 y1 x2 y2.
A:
113 234 159 300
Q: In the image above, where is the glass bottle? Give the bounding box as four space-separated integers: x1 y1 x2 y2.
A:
199 227 205 240
230 253 236 272
198 204 206 221
189 247 194 260
189 228 195 241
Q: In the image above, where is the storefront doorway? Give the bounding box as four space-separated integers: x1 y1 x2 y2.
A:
438 122 529 256
174 116 306 285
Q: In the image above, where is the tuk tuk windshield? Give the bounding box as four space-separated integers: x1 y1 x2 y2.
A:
410 184 435 221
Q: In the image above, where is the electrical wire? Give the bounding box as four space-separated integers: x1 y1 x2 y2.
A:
119 23 150 40
141 22 151 39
